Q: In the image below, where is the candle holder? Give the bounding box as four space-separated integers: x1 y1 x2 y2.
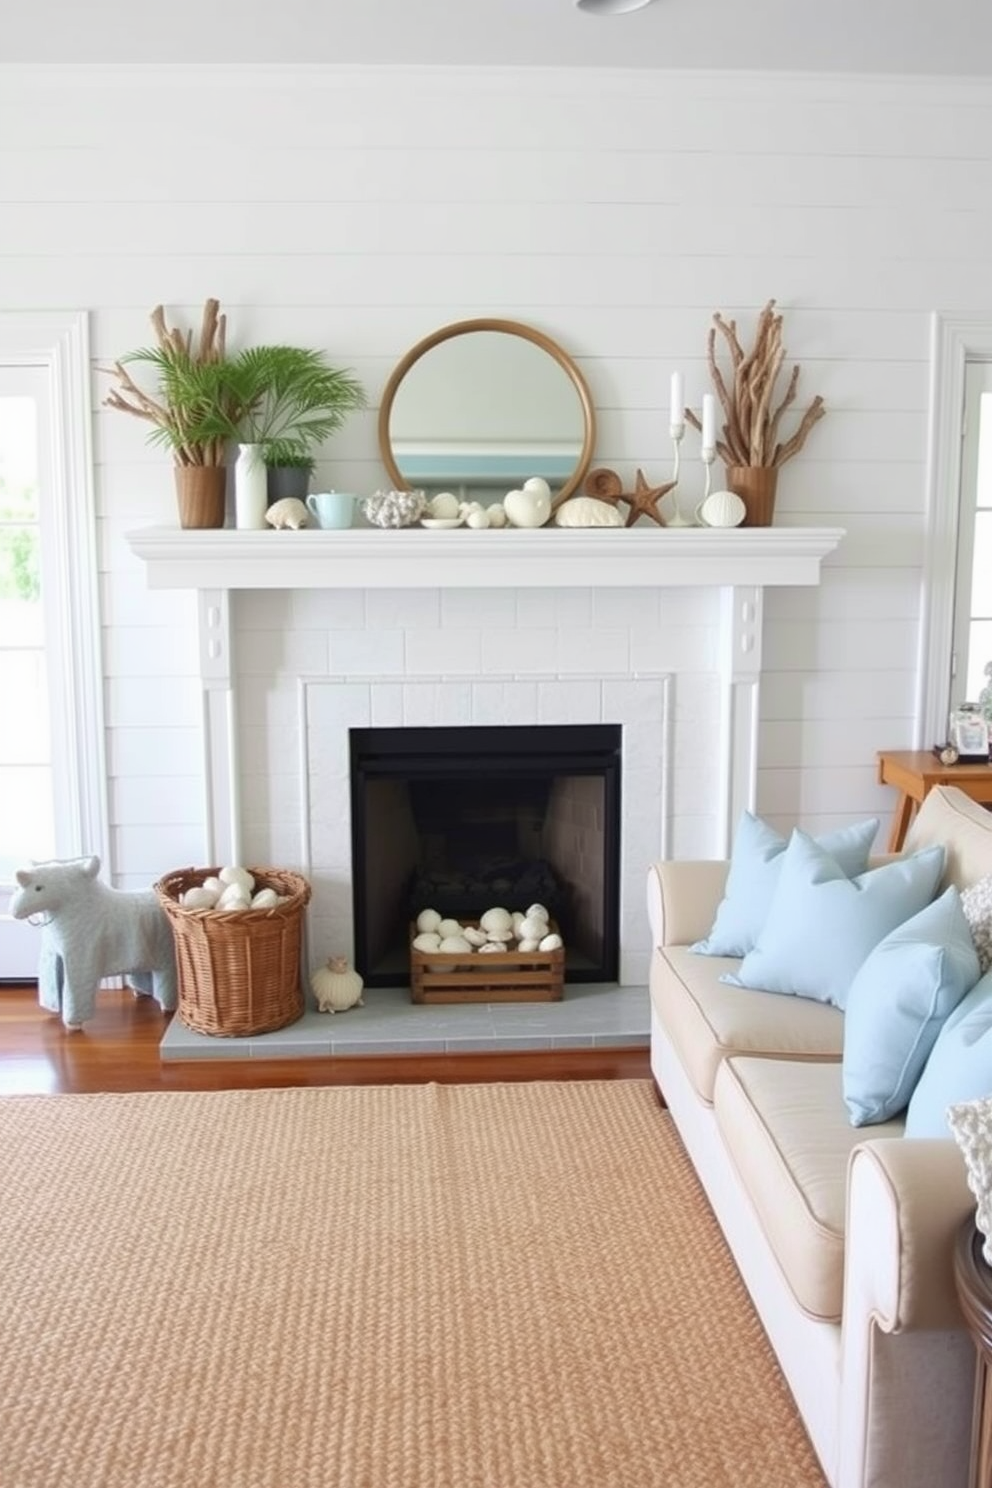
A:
666 422 693 527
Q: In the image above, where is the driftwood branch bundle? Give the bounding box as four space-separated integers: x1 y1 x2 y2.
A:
684 299 825 468
103 299 229 466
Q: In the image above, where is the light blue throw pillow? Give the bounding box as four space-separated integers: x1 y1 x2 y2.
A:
842 888 980 1126
905 969 992 1137
722 830 945 1009
690 811 880 958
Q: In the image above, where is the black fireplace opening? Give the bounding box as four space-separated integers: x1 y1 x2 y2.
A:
349 724 622 988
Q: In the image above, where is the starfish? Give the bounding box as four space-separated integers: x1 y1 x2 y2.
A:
620 469 676 528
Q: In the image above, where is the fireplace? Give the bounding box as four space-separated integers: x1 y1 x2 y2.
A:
350 724 621 986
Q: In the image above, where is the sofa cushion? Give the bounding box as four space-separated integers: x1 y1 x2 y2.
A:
723 832 945 1008
690 810 879 958
842 886 980 1127
905 969 992 1137
714 1057 904 1322
904 784 992 892
650 945 843 1104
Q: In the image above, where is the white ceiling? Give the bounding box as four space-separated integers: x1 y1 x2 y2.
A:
5 0 992 75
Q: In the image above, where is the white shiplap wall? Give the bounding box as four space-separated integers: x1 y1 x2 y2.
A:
3 63 991 883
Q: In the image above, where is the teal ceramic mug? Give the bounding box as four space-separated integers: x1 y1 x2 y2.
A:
306 491 356 530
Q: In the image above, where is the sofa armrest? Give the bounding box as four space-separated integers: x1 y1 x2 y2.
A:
845 1137 973 1333
646 860 729 948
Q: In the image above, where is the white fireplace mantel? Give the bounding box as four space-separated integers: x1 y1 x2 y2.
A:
125 524 845 876
126 525 845 591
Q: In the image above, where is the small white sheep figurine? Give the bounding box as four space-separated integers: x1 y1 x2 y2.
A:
10 855 177 1030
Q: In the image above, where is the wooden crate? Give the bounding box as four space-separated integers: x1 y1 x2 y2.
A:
409 921 565 1005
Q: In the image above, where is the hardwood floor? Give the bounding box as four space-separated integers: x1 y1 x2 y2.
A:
0 984 651 1095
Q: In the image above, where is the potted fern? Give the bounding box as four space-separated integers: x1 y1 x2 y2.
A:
226 345 367 503
104 299 249 529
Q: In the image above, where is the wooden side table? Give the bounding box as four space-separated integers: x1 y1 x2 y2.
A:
877 749 992 852
955 1219 992 1488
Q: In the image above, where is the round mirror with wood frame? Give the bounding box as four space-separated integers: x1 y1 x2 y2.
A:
377 318 596 510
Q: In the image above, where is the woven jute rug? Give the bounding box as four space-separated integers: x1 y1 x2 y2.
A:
0 1081 824 1488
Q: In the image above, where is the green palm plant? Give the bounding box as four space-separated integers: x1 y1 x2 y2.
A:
103 299 248 467
226 345 367 467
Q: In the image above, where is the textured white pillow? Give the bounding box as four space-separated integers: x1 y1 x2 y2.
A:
962 874 992 975
948 1094 992 1263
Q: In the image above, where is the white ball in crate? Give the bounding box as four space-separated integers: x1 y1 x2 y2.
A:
412 932 441 952
438 935 472 954
519 914 549 941
539 932 563 952
463 927 488 947
525 903 549 923
438 918 463 939
416 908 442 933
480 907 512 933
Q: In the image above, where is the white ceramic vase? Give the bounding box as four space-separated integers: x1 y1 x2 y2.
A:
234 443 268 530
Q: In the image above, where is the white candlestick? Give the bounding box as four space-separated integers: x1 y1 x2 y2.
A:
701 392 716 454
670 372 684 431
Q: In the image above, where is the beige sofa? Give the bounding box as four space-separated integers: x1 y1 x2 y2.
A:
647 785 992 1488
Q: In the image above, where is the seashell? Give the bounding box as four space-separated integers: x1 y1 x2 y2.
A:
504 486 551 529
416 908 442 934
429 491 460 519
539 932 563 952
519 914 549 941
466 509 490 529
517 938 540 953
553 496 624 529
362 489 426 528
182 885 219 910
478 941 504 954
412 931 442 952
438 935 473 954
250 888 280 910
480 907 513 932
265 496 309 530
462 926 488 947
486 503 507 528
437 917 463 939
485 928 515 943
511 911 525 936
696 489 746 529
526 903 549 922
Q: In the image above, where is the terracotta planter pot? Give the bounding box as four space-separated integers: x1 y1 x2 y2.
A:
175 466 226 530
724 466 779 528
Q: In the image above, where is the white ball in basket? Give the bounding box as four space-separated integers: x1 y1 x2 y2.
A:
539 932 563 952
463 927 488 947
312 956 364 1014
526 903 549 922
416 908 442 934
219 865 255 894
517 939 540 953
203 876 224 897
519 913 549 941
181 885 219 909
439 935 472 954
480 907 513 933
251 888 280 910
217 883 251 911
438 917 464 939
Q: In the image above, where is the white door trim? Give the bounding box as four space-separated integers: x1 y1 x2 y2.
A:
0 310 108 885
920 313 992 748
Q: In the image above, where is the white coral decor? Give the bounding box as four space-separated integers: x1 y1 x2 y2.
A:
947 1095 992 1263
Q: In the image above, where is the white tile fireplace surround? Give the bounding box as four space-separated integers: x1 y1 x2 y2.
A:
129 526 842 1051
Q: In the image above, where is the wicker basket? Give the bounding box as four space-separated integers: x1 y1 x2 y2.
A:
154 866 311 1037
